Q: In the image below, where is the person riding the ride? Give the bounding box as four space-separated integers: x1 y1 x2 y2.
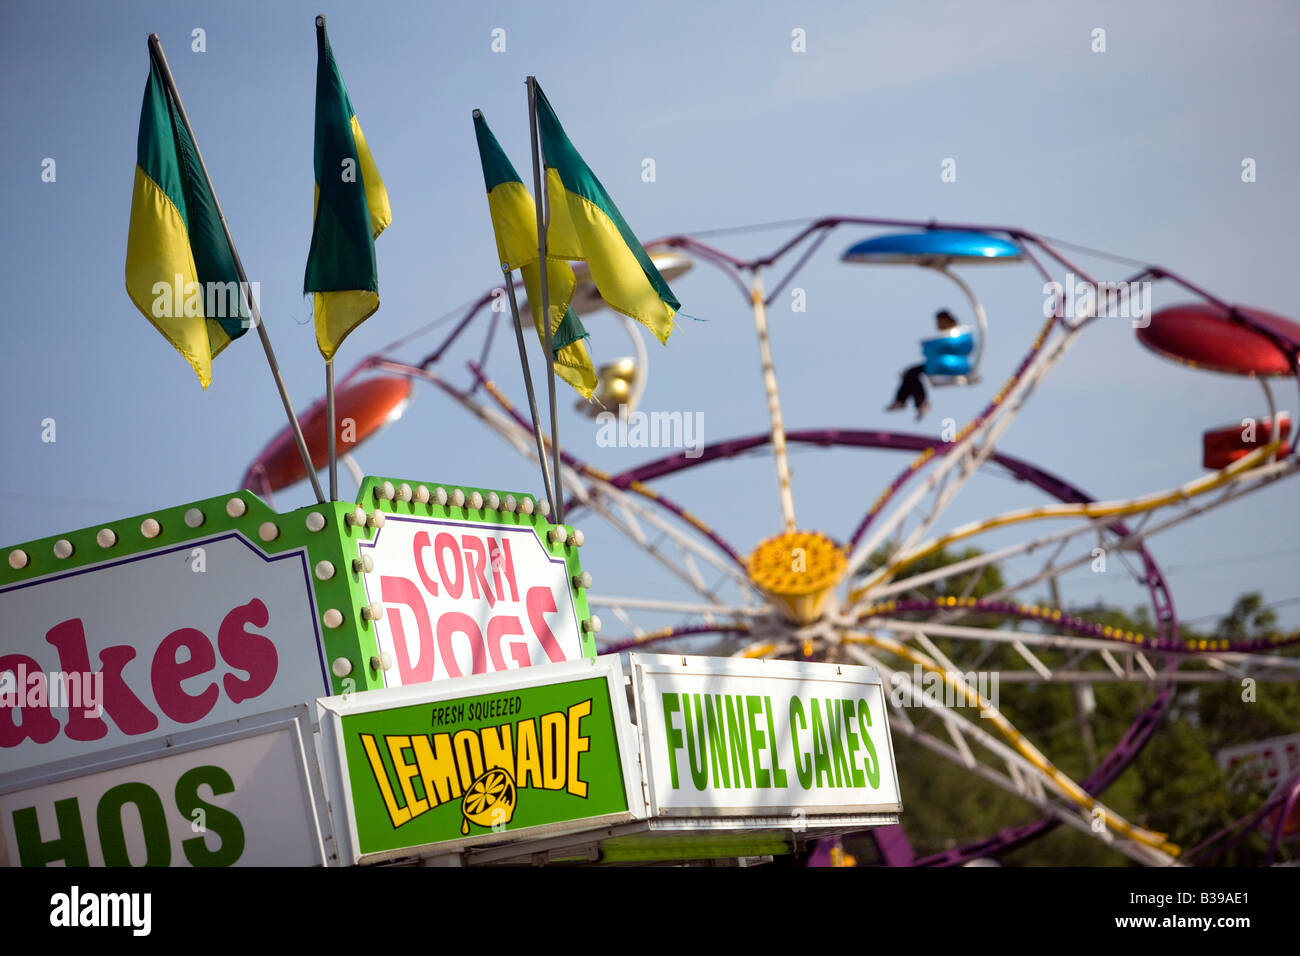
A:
886 309 959 421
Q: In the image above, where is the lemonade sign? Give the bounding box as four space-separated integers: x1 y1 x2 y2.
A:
318 658 639 864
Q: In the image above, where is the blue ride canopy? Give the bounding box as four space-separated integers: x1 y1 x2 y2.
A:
841 230 1023 266
841 229 1020 384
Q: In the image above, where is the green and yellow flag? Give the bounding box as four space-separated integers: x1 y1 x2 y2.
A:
304 16 391 361
534 84 679 345
473 110 597 399
124 54 249 389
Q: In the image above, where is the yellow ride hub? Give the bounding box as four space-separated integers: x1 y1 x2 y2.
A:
746 530 847 624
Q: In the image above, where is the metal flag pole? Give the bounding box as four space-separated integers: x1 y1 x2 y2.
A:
500 265 558 514
326 359 337 500
526 76 564 523
318 15 336 502
147 34 325 504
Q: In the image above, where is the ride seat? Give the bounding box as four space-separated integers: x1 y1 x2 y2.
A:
1202 412 1291 469
922 326 977 386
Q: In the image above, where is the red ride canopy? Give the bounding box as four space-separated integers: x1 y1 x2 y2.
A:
1138 304 1300 377
241 374 413 494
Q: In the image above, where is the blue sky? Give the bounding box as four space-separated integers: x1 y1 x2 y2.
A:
2 0 1298 633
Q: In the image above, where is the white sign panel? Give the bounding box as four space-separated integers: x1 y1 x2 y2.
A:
0 709 330 866
1217 733 1300 793
631 654 902 817
0 534 330 775
359 516 584 688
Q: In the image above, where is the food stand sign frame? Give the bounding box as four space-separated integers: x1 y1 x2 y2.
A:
0 490 344 775
0 705 333 867
630 654 903 820
317 656 642 865
351 476 596 689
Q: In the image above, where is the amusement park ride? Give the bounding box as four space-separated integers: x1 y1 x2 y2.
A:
3 208 1300 867
228 215 1300 868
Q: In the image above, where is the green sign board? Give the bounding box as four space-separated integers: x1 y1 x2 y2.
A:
317 657 640 864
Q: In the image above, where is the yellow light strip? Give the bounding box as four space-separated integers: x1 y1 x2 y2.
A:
859 596 1156 645
856 596 1300 651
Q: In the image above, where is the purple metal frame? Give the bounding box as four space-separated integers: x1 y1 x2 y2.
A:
350 214 1300 388
1265 773 1300 865
590 427 1178 634
1182 770 1300 866
604 622 751 654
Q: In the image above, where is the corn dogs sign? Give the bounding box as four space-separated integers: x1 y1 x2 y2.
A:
358 513 591 687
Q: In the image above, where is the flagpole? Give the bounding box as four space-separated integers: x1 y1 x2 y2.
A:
319 14 337 504
147 34 326 505
526 76 564 523
326 359 337 500
500 266 558 515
